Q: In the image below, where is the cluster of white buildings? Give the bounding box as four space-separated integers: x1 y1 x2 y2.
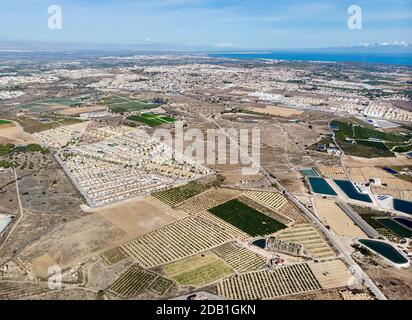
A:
0 90 25 100
58 125 212 207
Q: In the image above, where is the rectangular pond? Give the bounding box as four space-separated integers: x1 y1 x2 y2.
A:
393 199 412 215
333 180 372 203
307 177 337 196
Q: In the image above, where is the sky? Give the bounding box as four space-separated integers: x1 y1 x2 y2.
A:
0 0 411 49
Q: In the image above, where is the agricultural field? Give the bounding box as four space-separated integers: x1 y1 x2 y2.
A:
349 205 399 239
375 218 412 238
243 191 287 211
208 199 287 237
275 223 336 259
308 260 351 290
163 252 233 287
108 265 160 298
177 188 242 215
0 282 49 300
313 198 366 238
152 182 210 207
212 242 267 273
127 113 176 126
121 216 234 268
104 95 162 114
330 119 411 158
318 166 347 180
147 277 174 296
237 195 291 225
0 119 12 125
18 98 82 111
14 116 84 133
216 263 321 300
101 247 130 266
243 191 305 223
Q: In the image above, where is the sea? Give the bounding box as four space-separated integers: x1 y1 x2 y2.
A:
209 51 412 66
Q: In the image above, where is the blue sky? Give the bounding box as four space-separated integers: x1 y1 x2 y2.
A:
0 0 411 49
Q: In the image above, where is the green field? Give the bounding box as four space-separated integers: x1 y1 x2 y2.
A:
0 119 12 125
329 119 412 158
164 252 233 287
376 218 412 238
331 120 409 143
19 98 82 111
208 199 287 236
104 96 162 114
152 182 209 207
127 113 176 126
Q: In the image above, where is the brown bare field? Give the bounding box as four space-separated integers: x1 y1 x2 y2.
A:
309 259 351 290
0 122 37 144
94 197 177 237
313 198 366 237
19 213 130 277
247 105 303 117
344 155 412 167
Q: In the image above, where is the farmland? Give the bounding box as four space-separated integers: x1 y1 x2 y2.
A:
127 113 176 126
216 263 321 300
212 242 267 273
330 119 411 158
276 223 336 259
152 182 210 207
375 218 412 238
104 95 162 114
163 252 233 287
0 119 12 125
121 216 234 268
101 247 130 265
208 199 287 237
108 265 170 298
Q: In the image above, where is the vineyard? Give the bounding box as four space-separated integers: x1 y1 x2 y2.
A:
212 242 267 273
208 199 287 237
152 182 209 207
237 195 291 225
0 282 49 299
275 223 336 259
147 277 174 296
163 252 233 287
177 188 242 215
244 191 287 211
101 247 130 265
216 263 321 299
108 265 172 298
198 211 250 241
121 216 234 268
